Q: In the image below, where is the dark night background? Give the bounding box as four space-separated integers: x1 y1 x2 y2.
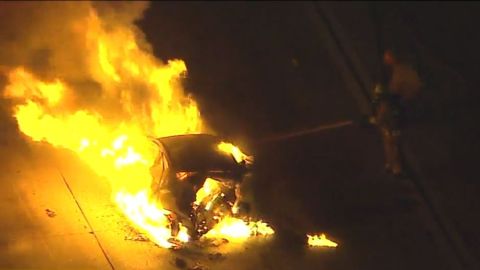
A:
137 2 480 269
0 1 479 269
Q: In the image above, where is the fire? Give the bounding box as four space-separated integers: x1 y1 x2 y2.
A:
194 178 275 241
218 142 250 164
2 5 272 248
307 234 338 248
2 6 200 248
115 191 190 247
204 217 274 241
5 66 190 248
194 178 223 207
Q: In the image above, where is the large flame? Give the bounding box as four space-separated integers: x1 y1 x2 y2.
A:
3 7 199 248
2 5 273 248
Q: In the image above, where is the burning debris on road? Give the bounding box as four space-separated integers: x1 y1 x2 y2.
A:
307 234 338 248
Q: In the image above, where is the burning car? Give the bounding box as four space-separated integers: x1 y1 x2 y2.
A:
150 134 253 240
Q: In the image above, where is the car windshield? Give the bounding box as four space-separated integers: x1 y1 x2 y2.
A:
157 134 239 172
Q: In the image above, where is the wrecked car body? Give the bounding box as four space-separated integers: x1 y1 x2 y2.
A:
150 134 252 239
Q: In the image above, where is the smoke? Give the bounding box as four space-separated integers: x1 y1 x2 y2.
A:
0 1 149 80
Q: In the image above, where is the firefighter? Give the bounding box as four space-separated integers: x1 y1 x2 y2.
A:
372 84 403 176
371 50 405 176
372 49 422 177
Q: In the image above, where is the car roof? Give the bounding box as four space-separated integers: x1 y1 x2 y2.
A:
155 134 239 172
156 133 219 146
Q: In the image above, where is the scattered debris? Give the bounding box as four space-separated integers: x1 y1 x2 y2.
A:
195 237 229 248
168 237 182 245
45 209 56 218
123 224 150 242
174 257 187 269
188 262 208 270
207 252 223 261
210 238 229 247
124 234 148 242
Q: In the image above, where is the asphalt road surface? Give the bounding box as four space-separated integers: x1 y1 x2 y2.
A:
0 2 466 270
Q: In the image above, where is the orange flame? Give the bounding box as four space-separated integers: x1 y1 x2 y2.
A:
195 178 275 241
204 216 274 241
2 6 273 248
307 234 338 248
3 7 201 248
218 142 248 163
